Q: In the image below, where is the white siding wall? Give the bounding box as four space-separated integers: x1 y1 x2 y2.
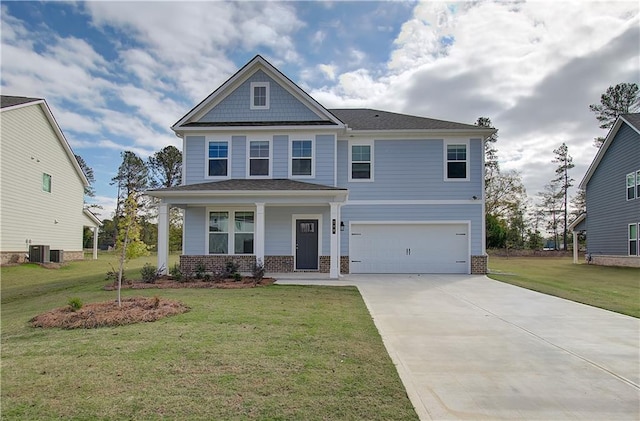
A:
0 104 86 253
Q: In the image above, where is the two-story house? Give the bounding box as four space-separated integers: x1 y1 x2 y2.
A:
0 96 102 264
148 55 494 278
571 113 640 267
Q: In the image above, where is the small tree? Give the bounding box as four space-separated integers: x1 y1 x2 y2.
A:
115 194 149 306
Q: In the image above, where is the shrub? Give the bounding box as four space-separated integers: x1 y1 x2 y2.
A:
169 263 183 282
233 272 242 282
140 263 163 284
106 264 128 286
223 260 238 276
194 262 206 280
67 297 83 312
252 260 265 284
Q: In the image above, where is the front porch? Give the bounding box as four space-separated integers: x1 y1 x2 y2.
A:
148 179 349 279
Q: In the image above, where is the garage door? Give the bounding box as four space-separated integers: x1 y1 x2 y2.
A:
349 223 469 274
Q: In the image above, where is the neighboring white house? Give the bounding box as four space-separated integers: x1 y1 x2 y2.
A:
0 95 101 264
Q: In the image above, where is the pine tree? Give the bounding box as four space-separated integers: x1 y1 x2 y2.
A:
589 83 639 147
552 143 574 251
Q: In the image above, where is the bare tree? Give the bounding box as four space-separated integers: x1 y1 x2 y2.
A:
552 143 574 251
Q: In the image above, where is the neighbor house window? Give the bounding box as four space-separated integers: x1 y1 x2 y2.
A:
626 172 636 200
209 211 229 254
291 139 313 177
636 170 640 199
208 210 254 255
349 142 373 181
208 141 228 177
629 223 638 256
248 140 270 177
42 173 51 193
250 82 269 110
446 143 468 180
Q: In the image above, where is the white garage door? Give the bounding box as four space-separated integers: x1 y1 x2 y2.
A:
349 223 469 274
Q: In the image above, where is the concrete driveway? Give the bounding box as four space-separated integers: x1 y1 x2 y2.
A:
276 274 640 420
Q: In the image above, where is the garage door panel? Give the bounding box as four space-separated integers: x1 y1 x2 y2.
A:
350 223 469 274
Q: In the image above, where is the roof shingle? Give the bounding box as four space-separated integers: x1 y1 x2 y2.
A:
0 95 42 109
148 179 346 193
328 108 483 131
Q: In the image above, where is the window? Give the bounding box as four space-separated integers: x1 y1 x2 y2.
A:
208 141 228 177
629 223 638 256
234 212 254 254
291 139 313 177
349 143 373 181
250 82 269 110
42 173 51 192
627 172 636 200
248 140 270 177
446 143 468 180
637 170 640 199
209 211 229 254
208 210 254 255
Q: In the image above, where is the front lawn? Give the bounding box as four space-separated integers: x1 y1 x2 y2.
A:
1 255 417 420
488 256 640 318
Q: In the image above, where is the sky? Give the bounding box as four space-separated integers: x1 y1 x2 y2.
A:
1 0 639 220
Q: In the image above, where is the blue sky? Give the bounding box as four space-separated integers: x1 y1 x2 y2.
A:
2 1 639 219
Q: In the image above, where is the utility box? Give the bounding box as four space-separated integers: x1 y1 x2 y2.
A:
50 250 64 263
29 245 50 263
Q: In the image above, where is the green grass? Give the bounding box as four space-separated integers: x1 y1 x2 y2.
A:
1 254 417 420
488 256 640 318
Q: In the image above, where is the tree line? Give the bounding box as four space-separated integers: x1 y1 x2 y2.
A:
483 82 638 251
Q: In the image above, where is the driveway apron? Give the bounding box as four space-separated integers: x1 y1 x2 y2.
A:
277 274 640 420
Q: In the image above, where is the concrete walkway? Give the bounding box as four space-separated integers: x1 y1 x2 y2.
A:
275 274 640 420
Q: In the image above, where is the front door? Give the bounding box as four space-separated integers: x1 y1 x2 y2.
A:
296 219 319 270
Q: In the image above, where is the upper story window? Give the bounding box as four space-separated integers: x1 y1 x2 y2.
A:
208 141 229 177
290 139 314 177
626 171 637 200
349 141 374 181
248 140 271 177
42 173 51 193
250 82 269 110
446 142 468 180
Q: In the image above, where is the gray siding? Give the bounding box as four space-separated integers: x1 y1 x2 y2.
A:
231 135 246 178
340 204 483 255
183 207 206 255
316 134 336 186
265 206 330 255
199 70 322 123
586 124 640 255
272 135 289 178
184 136 205 185
337 138 483 200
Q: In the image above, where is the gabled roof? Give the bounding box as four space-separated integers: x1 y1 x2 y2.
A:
329 108 488 132
0 95 41 109
0 95 89 187
579 113 640 189
172 55 344 130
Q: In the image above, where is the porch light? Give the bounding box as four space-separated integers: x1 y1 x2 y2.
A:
340 221 345 231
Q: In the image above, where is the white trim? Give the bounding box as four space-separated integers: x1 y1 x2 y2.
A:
250 81 270 110
205 207 256 256
345 199 482 205
444 139 470 181
288 135 315 179
204 136 232 180
348 220 472 274
348 139 374 182
291 213 323 271
246 137 273 179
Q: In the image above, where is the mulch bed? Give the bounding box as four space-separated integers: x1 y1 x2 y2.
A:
30 297 191 329
103 276 275 290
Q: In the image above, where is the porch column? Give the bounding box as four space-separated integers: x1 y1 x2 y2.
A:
255 203 265 266
157 202 169 274
92 226 99 260
330 202 340 279
572 230 579 264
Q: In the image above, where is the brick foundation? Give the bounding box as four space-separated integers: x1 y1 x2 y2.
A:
0 250 84 266
264 256 294 272
471 255 488 274
180 255 256 275
318 256 350 273
590 255 640 268
340 256 350 274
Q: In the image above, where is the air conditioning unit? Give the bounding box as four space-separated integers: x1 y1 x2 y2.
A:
50 250 64 263
29 245 50 263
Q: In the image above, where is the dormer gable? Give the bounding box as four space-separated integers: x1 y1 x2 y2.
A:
172 55 344 132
